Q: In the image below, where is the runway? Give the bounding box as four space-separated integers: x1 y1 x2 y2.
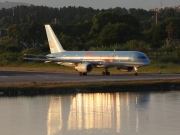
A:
0 69 180 83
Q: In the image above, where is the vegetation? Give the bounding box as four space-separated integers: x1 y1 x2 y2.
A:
1 79 180 96
0 5 180 72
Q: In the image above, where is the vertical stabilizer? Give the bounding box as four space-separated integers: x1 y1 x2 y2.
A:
45 25 65 53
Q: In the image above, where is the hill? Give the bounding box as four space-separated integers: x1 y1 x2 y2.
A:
0 1 30 9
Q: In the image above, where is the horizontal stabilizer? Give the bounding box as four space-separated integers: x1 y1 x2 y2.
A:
23 57 48 61
24 54 55 58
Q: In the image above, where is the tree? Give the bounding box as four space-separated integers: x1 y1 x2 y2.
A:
158 8 176 21
8 24 20 42
99 23 118 46
99 23 137 46
165 18 180 40
90 12 120 34
28 21 45 48
150 23 167 48
129 8 154 21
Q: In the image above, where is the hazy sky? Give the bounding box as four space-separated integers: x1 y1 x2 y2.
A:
1 0 180 10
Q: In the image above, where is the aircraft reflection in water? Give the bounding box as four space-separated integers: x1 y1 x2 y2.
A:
47 93 149 135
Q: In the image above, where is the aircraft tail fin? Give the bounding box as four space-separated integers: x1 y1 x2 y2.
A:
45 25 65 53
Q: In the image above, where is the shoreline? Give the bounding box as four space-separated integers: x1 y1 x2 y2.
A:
0 79 180 96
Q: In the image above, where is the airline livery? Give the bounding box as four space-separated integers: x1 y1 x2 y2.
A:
24 25 150 76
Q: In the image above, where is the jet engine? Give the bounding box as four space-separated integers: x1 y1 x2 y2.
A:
75 63 93 73
116 66 133 72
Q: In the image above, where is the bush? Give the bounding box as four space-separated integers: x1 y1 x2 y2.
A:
4 44 21 52
22 48 41 54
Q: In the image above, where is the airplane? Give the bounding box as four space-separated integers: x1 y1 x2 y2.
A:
24 24 150 76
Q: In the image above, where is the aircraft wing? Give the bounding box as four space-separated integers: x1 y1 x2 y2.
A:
50 58 104 65
24 54 104 65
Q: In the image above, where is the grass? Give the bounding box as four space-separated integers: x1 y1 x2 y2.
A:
0 62 75 72
140 61 180 74
1 60 180 74
0 79 180 93
0 79 179 88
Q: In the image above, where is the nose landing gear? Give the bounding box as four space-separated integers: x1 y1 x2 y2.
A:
134 66 138 76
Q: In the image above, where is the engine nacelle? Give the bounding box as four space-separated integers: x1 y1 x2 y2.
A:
116 66 133 72
75 63 93 73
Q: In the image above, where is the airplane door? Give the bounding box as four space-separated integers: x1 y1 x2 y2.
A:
131 54 136 62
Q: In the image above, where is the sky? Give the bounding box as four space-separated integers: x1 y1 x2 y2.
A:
1 0 180 10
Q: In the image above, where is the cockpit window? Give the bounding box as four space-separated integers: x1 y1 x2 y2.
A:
137 56 146 59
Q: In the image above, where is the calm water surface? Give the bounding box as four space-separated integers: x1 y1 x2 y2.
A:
0 91 180 135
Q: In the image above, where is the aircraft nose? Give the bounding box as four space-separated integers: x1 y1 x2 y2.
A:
145 58 150 65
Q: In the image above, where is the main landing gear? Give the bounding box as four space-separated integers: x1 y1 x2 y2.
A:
79 72 87 76
102 68 110 76
134 72 138 76
78 67 139 76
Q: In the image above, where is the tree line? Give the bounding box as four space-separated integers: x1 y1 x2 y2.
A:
0 5 180 65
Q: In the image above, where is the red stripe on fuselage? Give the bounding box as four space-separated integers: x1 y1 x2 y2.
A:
85 52 115 62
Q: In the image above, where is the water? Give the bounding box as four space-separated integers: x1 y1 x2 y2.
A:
0 91 180 135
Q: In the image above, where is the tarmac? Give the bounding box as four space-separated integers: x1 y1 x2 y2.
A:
1 69 180 83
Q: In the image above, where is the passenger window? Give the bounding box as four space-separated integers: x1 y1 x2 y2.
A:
137 56 146 59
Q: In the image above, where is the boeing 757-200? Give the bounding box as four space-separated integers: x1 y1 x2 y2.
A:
24 25 150 76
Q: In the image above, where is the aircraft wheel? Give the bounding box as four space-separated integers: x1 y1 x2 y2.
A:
102 71 110 75
134 72 138 76
102 71 106 75
106 71 110 75
79 72 87 76
79 72 83 76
